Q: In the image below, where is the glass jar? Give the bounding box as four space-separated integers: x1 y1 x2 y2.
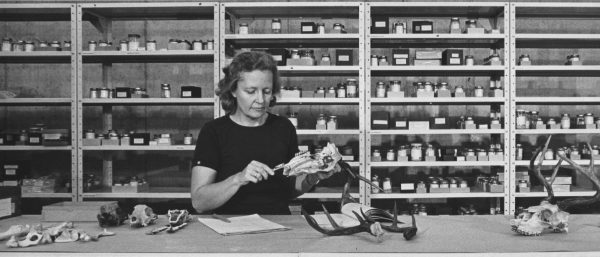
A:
183 134 193 145
84 129 95 139
466 19 477 28
371 54 379 66
1 38 11 52
382 177 392 193
24 41 35 52
128 34 140 51
11 41 23 52
346 79 358 98
518 180 528 188
192 40 202 50
327 115 337 130
585 113 594 125
321 54 331 63
557 147 567 157
146 40 156 51
376 81 386 98
107 130 119 140
89 88 98 99
544 148 555 160
389 80 401 92
568 54 580 63
516 143 523 160
290 49 300 59
98 40 108 47
88 40 98 51
394 22 405 34
371 175 381 193
440 180 449 189
429 180 440 189
450 17 460 32
397 145 408 157
474 86 484 97
386 149 396 161
119 40 128 51
459 180 468 188
438 82 449 91
465 116 475 126
576 114 585 127
490 53 501 63
466 148 476 156
206 40 214 50
160 83 171 98
316 87 326 95
333 23 344 32
455 85 465 94
535 118 544 127
528 111 539 129
592 145 600 156
561 113 571 129
239 23 249 34
317 23 325 34
302 50 314 60
410 143 423 161
547 118 556 126
519 54 531 64
516 110 528 129
18 129 29 143
99 87 110 98
465 55 475 66
271 19 282 33
288 112 298 128
425 144 435 157
316 113 327 126
424 81 434 92
327 86 336 95
378 56 388 66
570 146 580 157
336 84 346 98
476 148 488 158
372 149 381 162
50 41 61 48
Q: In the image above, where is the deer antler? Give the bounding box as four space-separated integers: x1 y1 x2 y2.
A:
555 142 600 211
529 136 563 204
302 205 384 239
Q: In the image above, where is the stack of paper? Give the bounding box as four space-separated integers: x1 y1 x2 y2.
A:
198 214 290 236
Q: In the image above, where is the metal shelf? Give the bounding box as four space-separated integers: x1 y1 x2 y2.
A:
370 161 505 167
0 146 71 151
0 98 71 106
370 97 505 105
80 2 215 20
297 187 359 199
81 98 215 106
516 34 600 48
277 98 359 105
369 2 505 17
278 66 360 76
296 129 360 135
22 193 72 199
81 50 214 63
0 4 71 21
515 129 600 135
224 33 359 48
514 160 596 166
370 34 505 47
370 192 504 199
371 66 505 76
223 2 359 19
370 129 505 135
515 97 600 104
515 65 600 76
516 189 597 198
0 51 71 63
83 145 195 151
515 3 600 18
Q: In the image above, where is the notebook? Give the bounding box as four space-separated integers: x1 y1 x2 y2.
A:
198 214 290 236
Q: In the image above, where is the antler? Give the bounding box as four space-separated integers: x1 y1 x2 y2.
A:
529 136 563 204
302 205 384 239
362 201 418 240
555 142 600 211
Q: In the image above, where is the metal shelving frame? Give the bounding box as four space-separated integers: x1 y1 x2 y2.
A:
220 1 365 201
0 3 77 201
76 2 219 200
365 2 510 214
509 2 600 214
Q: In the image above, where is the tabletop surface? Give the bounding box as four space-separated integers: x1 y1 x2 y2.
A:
0 214 599 253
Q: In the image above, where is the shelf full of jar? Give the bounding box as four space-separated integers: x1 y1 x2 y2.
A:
224 33 360 46
369 192 504 199
370 161 504 167
515 97 600 104
81 98 215 106
0 98 71 106
81 50 214 63
369 33 505 45
21 192 72 199
370 97 505 104
0 145 71 151
0 51 71 63
370 129 505 135
278 66 360 76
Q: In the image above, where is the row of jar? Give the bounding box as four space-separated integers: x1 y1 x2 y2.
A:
370 53 501 66
373 80 503 98
89 85 202 99
518 54 582 66
1 38 70 52
515 111 600 130
0 123 54 146
371 143 504 162
515 143 600 161
238 20 346 34
87 36 214 51
286 113 340 130
280 79 358 98
82 129 194 146
372 17 499 35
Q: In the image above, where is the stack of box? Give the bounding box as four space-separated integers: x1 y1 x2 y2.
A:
543 176 572 192
414 50 442 66
1 163 22 187
372 111 390 129
22 177 57 194
392 49 409 66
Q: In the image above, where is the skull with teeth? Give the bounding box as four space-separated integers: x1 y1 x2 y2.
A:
510 136 600 236
129 204 158 227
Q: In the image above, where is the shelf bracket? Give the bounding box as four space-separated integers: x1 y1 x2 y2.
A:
85 10 110 35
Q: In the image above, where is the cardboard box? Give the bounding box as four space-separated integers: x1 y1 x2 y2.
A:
112 183 149 193
181 86 202 98
266 48 288 66
400 183 415 193
372 111 390 129
429 187 449 193
449 187 470 193
101 138 119 146
280 88 301 98
489 184 504 193
42 129 70 146
490 123 502 129
415 51 442 60
83 138 101 146
488 154 504 162
416 91 435 98
393 58 409 65
115 87 131 98
442 49 463 65
414 59 441 66
300 22 317 34
466 27 485 34
0 187 21 219
336 49 353 66
371 17 389 34
131 133 150 146
393 119 408 129
42 201 117 222
465 123 477 130
409 121 429 130
167 41 191 50
412 21 433 33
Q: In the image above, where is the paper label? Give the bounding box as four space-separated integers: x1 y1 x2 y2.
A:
134 138 144 144
0 198 11 218
395 121 407 127
401 183 415 190
302 26 313 32
375 21 386 27
3 165 18 169
30 137 40 143
182 91 192 97
117 92 127 98
338 55 350 61
5 169 16 175
395 59 407 65
393 54 408 59
435 118 446 124
272 55 282 61
373 120 388 125
451 53 459 58
421 25 432 31
450 58 461 64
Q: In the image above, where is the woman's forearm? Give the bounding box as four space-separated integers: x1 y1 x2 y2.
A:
293 173 320 196
191 172 243 213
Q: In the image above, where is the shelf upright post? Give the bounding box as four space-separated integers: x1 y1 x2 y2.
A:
508 2 517 215
358 2 366 205
71 3 78 202
218 2 228 118
363 2 372 207
214 2 220 119
76 4 84 202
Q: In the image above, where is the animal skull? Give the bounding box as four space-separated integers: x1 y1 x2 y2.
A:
510 201 569 236
281 142 341 177
129 204 158 227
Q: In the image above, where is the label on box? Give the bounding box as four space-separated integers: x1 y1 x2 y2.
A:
341 156 354 161
182 91 192 97
5 169 16 176
0 198 11 218
338 55 349 61
400 183 415 190
450 58 460 64
375 21 386 27
421 25 432 31
3 165 17 169
133 138 144 144
394 59 407 65
30 137 40 144
451 53 459 58
302 26 313 32
393 54 408 59
117 92 127 98
43 134 61 140
395 121 407 127
272 55 282 61
373 120 387 125
435 118 445 124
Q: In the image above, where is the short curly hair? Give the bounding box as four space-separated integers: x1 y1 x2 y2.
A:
217 51 281 114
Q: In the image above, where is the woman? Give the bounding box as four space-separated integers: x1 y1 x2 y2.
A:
191 51 334 214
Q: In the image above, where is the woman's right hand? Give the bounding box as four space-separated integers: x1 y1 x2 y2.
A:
236 160 274 185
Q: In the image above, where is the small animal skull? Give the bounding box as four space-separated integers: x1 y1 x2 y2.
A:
129 204 158 227
510 201 569 236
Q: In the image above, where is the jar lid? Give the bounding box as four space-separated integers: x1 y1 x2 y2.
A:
88 40 97 44
99 40 108 44
128 34 141 37
322 54 330 57
25 40 34 44
451 17 460 21
146 40 156 43
272 18 281 22
240 23 248 26
520 54 530 58
161 83 170 87
465 55 474 58
50 40 59 44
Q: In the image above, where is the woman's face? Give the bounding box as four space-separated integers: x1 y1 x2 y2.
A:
232 69 274 121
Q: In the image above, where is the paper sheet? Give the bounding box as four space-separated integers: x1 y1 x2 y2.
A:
198 214 290 236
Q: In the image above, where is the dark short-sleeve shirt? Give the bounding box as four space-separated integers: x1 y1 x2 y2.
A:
193 113 298 214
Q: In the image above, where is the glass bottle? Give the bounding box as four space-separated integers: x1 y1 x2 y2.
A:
239 23 249 34
410 143 423 161
271 19 282 33
376 81 386 98
449 17 461 33
128 34 141 51
326 116 337 130
561 113 571 129
160 83 171 98
346 79 358 98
